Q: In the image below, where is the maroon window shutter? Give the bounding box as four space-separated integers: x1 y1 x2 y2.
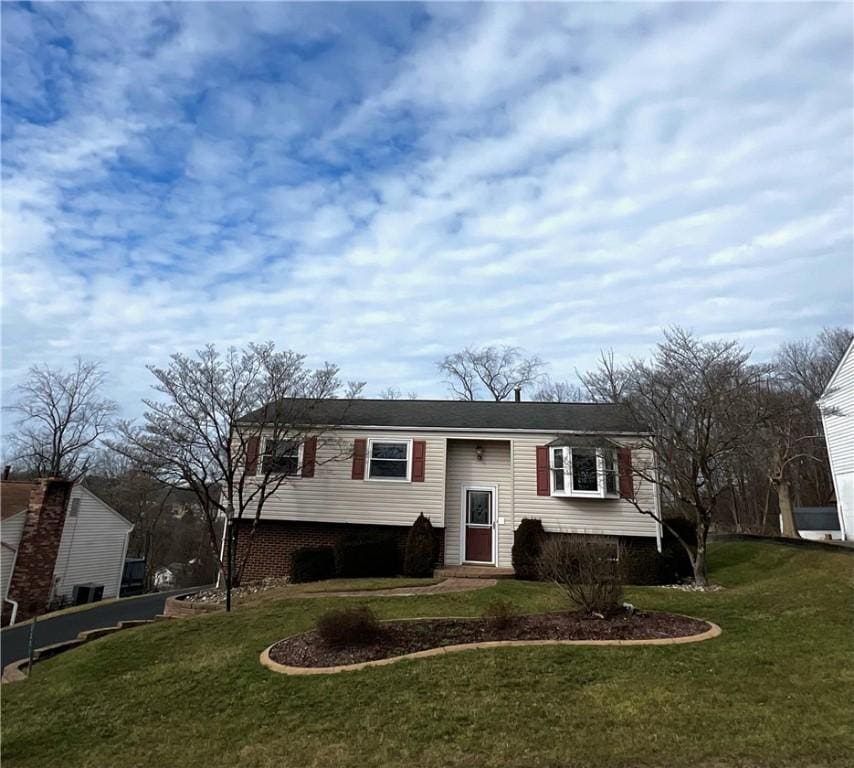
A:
352 438 367 480
618 447 634 499
412 440 426 482
536 446 550 496
245 437 260 476
301 437 317 478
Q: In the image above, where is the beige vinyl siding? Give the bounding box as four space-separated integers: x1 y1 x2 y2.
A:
821 341 854 538
253 430 447 528
512 435 659 539
52 486 132 600
444 439 513 567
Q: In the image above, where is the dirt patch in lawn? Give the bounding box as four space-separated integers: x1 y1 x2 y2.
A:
267 610 715 670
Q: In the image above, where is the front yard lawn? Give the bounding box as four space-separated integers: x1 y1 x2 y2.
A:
2 541 852 768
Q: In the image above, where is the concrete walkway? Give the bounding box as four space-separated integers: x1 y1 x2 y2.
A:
304 577 498 598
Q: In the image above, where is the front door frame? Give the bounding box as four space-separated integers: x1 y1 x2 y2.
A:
460 485 498 566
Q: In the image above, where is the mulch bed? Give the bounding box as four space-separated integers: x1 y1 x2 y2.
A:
268 610 711 668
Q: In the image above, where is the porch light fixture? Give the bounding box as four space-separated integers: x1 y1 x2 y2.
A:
475 444 484 461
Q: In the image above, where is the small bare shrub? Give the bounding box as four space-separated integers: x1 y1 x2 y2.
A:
316 607 382 647
481 599 517 630
538 535 625 616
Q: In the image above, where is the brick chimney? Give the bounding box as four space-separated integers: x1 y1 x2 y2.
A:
7 478 73 621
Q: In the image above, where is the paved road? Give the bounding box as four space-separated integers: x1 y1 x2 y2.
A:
1 587 202 668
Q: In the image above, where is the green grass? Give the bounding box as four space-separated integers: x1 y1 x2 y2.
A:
3 541 853 768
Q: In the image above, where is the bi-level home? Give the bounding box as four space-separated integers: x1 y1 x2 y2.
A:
232 397 661 581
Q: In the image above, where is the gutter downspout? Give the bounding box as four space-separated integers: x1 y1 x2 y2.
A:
4 598 18 626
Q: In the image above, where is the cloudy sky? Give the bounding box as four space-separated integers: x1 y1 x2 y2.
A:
2 1 852 417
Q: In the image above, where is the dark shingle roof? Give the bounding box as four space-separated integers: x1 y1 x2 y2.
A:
794 507 841 532
1 481 37 520
241 399 646 433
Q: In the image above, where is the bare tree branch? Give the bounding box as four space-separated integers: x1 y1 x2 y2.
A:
4 358 118 480
437 345 545 401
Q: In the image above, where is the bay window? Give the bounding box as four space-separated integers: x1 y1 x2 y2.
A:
550 446 620 498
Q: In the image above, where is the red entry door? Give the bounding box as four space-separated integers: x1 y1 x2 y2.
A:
464 489 494 563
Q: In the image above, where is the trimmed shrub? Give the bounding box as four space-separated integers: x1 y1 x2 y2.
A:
622 545 665 585
512 518 545 580
481 599 516 630
316 607 382 647
290 547 335 584
334 533 400 578
403 513 436 577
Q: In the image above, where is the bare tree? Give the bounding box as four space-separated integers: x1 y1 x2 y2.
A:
533 377 588 403
777 327 853 401
582 328 773 586
5 358 118 480
437 345 544 401
111 342 363 610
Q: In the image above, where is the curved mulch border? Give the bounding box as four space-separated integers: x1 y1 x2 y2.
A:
260 615 722 676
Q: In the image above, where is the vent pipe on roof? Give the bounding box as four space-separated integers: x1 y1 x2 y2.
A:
514 386 521 403
3 465 10 480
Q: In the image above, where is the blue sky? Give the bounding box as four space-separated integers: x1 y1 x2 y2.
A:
2 1 853 416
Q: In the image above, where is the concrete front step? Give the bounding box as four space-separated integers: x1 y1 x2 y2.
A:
434 565 515 580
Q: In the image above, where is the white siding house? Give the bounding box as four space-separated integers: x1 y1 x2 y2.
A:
233 398 661 576
2 484 133 604
820 338 854 540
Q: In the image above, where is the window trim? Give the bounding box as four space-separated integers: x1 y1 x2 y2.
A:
550 446 620 499
258 437 304 477
366 438 413 483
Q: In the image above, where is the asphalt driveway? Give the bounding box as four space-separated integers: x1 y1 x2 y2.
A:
1 587 202 669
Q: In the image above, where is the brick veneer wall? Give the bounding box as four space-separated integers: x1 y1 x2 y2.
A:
232 519 445 584
7 478 73 621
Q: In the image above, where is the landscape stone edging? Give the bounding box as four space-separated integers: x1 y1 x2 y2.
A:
1 618 158 684
259 617 723 676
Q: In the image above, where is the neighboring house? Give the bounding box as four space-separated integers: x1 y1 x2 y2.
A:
782 506 842 541
153 559 203 590
230 398 660 581
153 565 177 590
819 338 854 541
1 479 133 624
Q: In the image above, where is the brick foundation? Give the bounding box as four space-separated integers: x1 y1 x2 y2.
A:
7 478 73 621
231 519 445 584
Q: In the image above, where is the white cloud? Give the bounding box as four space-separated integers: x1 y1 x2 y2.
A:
1 2 852 420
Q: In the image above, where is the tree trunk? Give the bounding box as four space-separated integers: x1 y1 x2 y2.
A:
776 480 800 538
692 541 708 587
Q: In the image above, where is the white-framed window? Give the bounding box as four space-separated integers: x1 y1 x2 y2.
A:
260 438 303 476
550 446 620 498
366 438 412 482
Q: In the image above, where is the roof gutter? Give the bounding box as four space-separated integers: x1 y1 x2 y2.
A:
234 422 653 436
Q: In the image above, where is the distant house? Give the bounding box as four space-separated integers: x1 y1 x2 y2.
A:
784 507 843 541
1 479 133 624
819 338 854 541
153 565 177 590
